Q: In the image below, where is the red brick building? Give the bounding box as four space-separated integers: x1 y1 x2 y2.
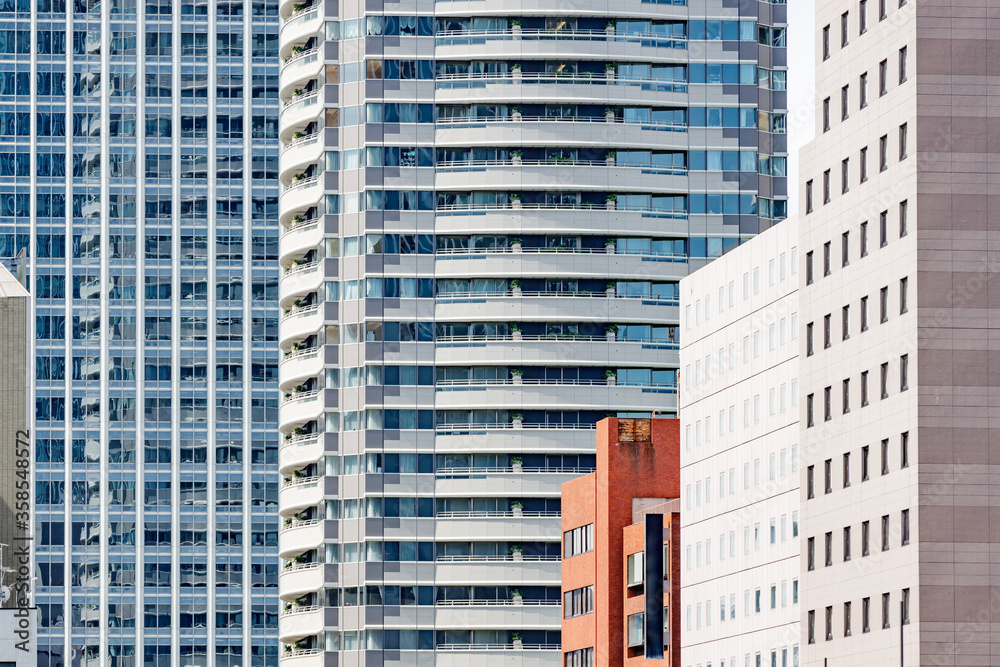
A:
561 418 681 667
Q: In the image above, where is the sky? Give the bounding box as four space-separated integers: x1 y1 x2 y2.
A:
785 0 816 216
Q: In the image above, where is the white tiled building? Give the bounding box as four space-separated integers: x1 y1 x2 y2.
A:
679 221 800 667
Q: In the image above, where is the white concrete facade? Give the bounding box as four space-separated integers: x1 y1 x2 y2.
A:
680 221 801 667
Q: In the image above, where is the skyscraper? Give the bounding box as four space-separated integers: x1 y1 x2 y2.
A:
277 1 787 662
2 0 282 662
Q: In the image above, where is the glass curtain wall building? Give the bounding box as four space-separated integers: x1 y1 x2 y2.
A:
277 0 786 663
1 0 282 662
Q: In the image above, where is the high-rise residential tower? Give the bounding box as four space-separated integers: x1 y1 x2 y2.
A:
277 0 787 663
798 1 1000 665
1 0 282 662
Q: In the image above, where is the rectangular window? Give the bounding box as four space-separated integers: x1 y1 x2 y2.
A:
824 242 832 276
843 452 852 488
808 610 816 644
881 362 889 399
862 446 870 481
807 322 815 356
844 601 852 636
806 250 814 283
861 370 870 406
880 286 889 322
880 211 888 247
824 314 831 348
861 296 869 331
807 394 815 427
860 73 869 108
843 378 851 413
823 170 832 203
627 552 644 585
882 593 891 629
842 158 850 193
879 0 887 18
862 520 871 556
899 46 908 82
879 59 888 95
900 354 909 391
841 12 849 46
899 200 908 237
822 25 831 60
825 605 833 640
564 585 595 618
824 459 833 494
862 597 871 632
900 277 908 313
844 526 852 561
880 135 889 172
860 221 869 255
842 232 850 266
860 0 868 33
901 509 910 545
564 524 594 558
823 98 831 132
842 306 850 340
899 123 908 160
881 515 890 551
807 466 815 499
881 438 890 475
807 536 815 570
901 432 909 468
806 181 814 214
902 588 910 624
824 386 832 421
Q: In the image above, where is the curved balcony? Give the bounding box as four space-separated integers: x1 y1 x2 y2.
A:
433 206 691 238
280 218 323 260
281 174 324 209
279 304 324 343
280 91 322 131
279 562 326 600
434 513 561 542
280 134 324 179
279 434 325 475
278 649 324 667
280 50 323 99
434 334 679 368
434 467 594 498
280 519 326 560
434 116 686 151
433 73 687 107
432 161 687 194
280 262 324 306
280 347 323 391
433 29 687 63
434 600 561 631
279 476 326 517
433 380 676 412
280 6 322 48
279 605 328 644
279 390 326 431
432 248 689 283
432 291 680 325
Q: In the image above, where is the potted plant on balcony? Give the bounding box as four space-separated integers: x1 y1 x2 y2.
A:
509 193 522 210
284 517 292 527
509 236 523 251
510 368 524 385
510 501 524 518
511 454 523 470
510 106 522 122
604 237 617 253
604 369 617 386
510 19 522 35
509 545 524 562
510 150 522 166
511 588 524 604
510 62 522 81
605 150 616 166
510 322 522 340
605 281 616 298
509 279 522 296
605 193 618 210
605 20 616 36
605 62 618 80
605 324 619 342
511 632 524 649
604 107 616 123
